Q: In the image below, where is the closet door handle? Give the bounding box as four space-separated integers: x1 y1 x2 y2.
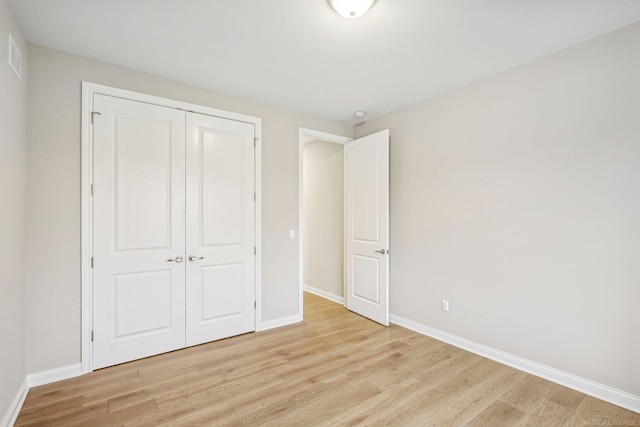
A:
188 255 204 262
167 256 184 263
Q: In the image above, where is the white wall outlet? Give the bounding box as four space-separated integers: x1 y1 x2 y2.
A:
289 229 295 240
441 299 449 312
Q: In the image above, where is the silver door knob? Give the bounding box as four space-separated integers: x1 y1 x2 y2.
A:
375 249 387 255
167 256 184 263
188 255 204 262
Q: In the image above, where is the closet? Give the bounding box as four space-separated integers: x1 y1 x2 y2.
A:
90 94 256 369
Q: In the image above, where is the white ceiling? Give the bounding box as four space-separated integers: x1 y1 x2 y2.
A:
10 0 640 124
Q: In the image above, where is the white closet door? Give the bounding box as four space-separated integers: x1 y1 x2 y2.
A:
346 130 390 326
92 95 186 369
185 112 256 347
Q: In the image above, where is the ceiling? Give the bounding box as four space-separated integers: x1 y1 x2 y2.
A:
10 0 640 124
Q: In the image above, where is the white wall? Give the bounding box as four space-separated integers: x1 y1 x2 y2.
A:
303 140 344 300
356 22 640 396
0 0 27 419
25 45 353 374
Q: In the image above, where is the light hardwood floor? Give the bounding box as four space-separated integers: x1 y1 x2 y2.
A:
16 292 640 426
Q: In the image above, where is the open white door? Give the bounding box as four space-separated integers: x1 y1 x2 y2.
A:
346 129 390 326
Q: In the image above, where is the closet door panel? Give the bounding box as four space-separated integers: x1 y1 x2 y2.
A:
92 93 256 369
92 94 186 369
185 112 256 346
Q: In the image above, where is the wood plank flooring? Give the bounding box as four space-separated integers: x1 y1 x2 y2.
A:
16 292 640 426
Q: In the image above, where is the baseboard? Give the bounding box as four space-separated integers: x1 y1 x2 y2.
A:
1 378 27 427
27 363 82 388
390 314 640 414
1 364 83 426
303 285 344 305
257 313 302 332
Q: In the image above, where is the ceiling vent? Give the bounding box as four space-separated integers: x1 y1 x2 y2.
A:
8 34 22 80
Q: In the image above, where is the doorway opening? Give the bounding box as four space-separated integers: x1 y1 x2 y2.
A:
298 129 352 316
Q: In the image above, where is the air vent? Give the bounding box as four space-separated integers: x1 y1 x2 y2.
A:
8 34 22 80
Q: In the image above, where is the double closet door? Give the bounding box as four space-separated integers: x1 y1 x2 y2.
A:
92 95 255 369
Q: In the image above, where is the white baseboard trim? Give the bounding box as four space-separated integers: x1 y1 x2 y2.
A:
390 314 640 414
303 285 344 305
1 378 27 427
257 313 302 332
27 363 82 388
1 364 83 426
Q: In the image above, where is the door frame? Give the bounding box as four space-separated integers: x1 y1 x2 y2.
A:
81 82 263 373
298 128 352 317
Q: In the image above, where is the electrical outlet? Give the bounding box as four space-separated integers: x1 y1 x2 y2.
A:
289 229 295 240
441 299 449 312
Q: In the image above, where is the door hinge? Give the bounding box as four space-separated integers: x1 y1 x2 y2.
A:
254 137 258 147
254 300 256 309
91 257 94 268
254 193 256 202
91 330 94 342
91 111 102 124
90 184 94 196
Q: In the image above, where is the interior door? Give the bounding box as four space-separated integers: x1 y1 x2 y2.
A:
185 112 256 346
92 94 186 369
345 130 390 325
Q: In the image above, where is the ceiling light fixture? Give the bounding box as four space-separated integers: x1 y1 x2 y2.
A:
353 111 366 120
328 0 377 19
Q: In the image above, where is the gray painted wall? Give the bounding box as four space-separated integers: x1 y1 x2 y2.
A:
303 140 344 299
0 0 27 418
356 22 640 396
25 45 352 374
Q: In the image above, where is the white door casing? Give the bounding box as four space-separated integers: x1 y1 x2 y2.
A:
185 112 256 346
345 130 390 326
92 94 187 369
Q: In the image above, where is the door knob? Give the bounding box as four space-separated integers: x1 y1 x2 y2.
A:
375 249 388 255
188 255 204 262
167 256 184 263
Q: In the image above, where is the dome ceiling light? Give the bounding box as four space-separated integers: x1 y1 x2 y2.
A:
328 0 377 19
